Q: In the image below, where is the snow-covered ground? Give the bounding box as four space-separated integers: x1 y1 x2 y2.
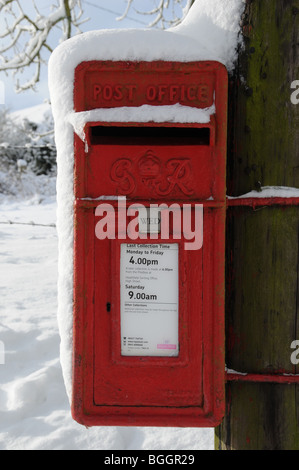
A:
0 189 214 450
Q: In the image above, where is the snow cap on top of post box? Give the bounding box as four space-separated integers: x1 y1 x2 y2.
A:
48 0 243 401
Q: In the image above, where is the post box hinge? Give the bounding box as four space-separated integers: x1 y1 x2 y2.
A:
227 195 299 208
226 370 299 385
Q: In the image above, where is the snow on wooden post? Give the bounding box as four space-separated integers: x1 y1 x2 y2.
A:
215 0 299 450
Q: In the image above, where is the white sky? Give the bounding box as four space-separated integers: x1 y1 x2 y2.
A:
0 0 189 112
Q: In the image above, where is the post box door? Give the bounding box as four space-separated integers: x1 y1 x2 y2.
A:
73 201 225 427
94 237 203 408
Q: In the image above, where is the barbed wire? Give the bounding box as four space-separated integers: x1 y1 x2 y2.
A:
0 145 56 150
0 220 56 228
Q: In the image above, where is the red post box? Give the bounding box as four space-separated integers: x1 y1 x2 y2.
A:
72 61 227 427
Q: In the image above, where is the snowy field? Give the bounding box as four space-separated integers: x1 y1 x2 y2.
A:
0 189 214 450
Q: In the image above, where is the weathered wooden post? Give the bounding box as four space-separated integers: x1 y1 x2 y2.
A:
215 0 299 450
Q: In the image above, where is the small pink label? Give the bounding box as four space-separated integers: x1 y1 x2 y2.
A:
157 344 177 350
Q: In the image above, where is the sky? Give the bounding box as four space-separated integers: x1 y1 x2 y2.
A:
0 0 188 112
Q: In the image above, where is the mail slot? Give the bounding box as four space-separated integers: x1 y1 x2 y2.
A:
72 61 227 427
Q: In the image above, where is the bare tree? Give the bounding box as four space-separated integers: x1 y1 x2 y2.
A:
0 0 194 93
118 0 196 29
0 0 87 92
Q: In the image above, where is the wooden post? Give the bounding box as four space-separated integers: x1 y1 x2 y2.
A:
215 0 299 450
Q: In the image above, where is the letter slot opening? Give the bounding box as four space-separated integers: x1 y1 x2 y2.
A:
88 125 212 146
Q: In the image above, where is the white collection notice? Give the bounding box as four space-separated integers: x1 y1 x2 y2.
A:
120 243 179 357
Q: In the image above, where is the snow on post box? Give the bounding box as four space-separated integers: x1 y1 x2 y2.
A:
71 61 227 427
